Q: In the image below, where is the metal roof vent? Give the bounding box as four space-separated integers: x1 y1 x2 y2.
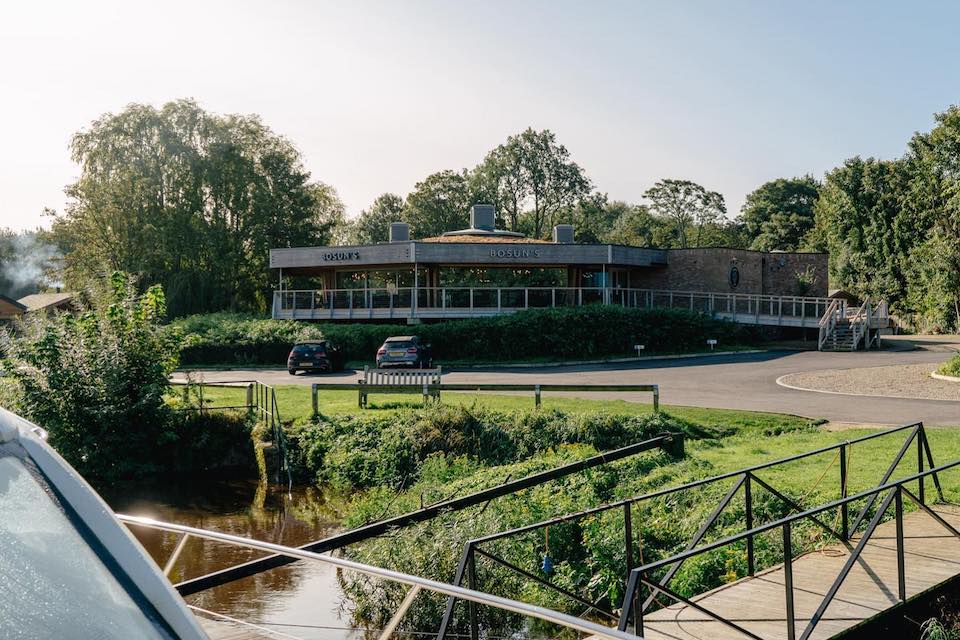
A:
553 224 574 244
470 204 496 232
389 222 410 243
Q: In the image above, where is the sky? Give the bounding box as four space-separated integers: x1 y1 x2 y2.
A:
2 0 959 231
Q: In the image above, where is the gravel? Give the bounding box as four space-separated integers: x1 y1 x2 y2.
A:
779 362 960 401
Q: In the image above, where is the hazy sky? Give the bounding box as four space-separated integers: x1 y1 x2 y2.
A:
2 0 959 231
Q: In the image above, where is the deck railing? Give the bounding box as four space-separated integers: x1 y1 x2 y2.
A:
438 423 942 640
273 286 836 326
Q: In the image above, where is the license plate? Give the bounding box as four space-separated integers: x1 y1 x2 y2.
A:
388 351 405 357
299 361 313 367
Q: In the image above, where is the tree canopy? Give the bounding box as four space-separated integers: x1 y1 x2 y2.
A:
348 193 405 244
643 179 727 248
49 99 343 316
740 176 820 251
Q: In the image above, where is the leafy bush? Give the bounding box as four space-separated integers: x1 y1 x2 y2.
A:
175 306 755 365
286 403 699 491
938 353 960 378
171 312 325 364
1 274 257 479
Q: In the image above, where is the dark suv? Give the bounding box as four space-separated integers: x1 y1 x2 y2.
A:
287 341 346 375
376 335 433 368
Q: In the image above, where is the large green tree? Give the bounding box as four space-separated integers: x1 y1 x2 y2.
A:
348 193 405 244
402 170 473 238
473 128 592 238
740 176 820 251
643 179 727 248
50 100 344 316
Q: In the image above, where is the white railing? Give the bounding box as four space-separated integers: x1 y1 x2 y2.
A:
817 298 841 350
118 515 637 640
272 287 835 327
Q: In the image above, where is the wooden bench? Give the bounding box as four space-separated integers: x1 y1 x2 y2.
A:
357 366 443 407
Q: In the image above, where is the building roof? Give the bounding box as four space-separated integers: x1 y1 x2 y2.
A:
421 234 551 244
17 292 74 312
0 295 27 320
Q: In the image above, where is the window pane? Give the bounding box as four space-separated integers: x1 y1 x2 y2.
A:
0 457 169 639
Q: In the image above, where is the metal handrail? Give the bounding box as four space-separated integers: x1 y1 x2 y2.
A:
619 424 949 640
117 515 639 640
435 423 932 640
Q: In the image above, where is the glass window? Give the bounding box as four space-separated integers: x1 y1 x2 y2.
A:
0 457 171 639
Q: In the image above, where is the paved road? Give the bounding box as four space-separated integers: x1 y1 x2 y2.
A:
178 349 960 426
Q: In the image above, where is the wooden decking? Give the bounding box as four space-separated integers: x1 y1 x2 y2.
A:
641 504 960 640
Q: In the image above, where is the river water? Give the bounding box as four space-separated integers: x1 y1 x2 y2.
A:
102 479 363 640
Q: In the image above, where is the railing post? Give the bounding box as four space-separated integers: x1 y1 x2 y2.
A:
470 288 474 310
498 288 502 312
467 548 479 640
840 443 849 540
534 384 541 408
918 430 925 505
783 522 796 640
525 288 529 308
246 383 253 413
745 472 755 576
312 384 318 418
624 503 634 584
551 288 556 308
895 486 906 602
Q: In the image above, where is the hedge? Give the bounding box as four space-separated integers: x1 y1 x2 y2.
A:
172 306 756 365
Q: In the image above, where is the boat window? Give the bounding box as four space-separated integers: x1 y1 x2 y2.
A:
0 457 171 639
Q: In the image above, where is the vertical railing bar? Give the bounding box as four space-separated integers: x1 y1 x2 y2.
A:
745 472 755 576
163 533 191 577
895 486 906 602
784 522 796 640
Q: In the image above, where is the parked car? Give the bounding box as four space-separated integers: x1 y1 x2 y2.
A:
287 340 346 375
376 335 433 368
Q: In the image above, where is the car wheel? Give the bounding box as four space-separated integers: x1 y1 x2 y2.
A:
288 369 297 375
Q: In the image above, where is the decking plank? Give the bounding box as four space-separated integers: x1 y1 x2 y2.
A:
639 505 960 640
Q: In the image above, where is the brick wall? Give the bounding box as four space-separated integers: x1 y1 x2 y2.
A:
628 249 828 297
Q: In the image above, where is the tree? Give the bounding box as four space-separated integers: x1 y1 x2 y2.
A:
643 179 726 248
347 193 405 245
49 100 344 317
740 176 820 251
402 170 472 238
811 157 919 307
1 273 180 478
473 128 592 238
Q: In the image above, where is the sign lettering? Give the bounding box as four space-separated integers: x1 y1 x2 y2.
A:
489 249 543 258
322 251 361 262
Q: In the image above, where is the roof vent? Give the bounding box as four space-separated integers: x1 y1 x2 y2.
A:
553 224 574 244
389 222 410 243
470 204 496 231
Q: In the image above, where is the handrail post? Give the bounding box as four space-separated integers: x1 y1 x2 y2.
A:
312 384 318 418
467 548 479 640
745 473 755 576
895 486 906 602
918 429 925 505
783 522 796 640
840 443 849 540
624 503 634 584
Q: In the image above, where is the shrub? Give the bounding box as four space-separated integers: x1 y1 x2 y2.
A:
938 353 960 378
286 403 698 491
174 306 755 365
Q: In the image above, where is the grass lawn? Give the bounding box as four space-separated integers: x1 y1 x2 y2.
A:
186 382 816 429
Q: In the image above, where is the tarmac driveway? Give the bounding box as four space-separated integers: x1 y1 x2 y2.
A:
177 348 960 426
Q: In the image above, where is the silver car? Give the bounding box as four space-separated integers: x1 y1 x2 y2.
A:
376 335 433 368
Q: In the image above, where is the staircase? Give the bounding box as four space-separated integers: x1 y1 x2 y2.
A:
818 298 890 351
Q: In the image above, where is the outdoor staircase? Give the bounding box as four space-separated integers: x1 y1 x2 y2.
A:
818 298 889 352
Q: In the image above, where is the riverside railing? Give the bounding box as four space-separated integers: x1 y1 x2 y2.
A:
171 379 291 486
273 287 836 326
436 423 942 640
118 515 640 640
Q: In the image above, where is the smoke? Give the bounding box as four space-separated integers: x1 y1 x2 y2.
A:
1 231 64 298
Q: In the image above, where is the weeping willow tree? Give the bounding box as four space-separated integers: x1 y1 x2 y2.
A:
50 99 345 316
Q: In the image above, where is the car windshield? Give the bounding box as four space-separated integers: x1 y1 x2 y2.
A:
292 344 325 355
0 456 171 639
384 341 413 349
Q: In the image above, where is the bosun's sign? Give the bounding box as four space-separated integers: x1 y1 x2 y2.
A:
489 248 543 258
321 250 361 262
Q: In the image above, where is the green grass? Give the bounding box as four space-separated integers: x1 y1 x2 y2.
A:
188 383 817 428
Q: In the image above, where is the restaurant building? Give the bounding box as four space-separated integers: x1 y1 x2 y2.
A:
270 205 830 326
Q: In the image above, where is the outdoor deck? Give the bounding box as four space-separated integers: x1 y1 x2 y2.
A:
273 287 837 328
641 504 960 640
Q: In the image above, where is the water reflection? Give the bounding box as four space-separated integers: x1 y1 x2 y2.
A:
102 480 362 640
